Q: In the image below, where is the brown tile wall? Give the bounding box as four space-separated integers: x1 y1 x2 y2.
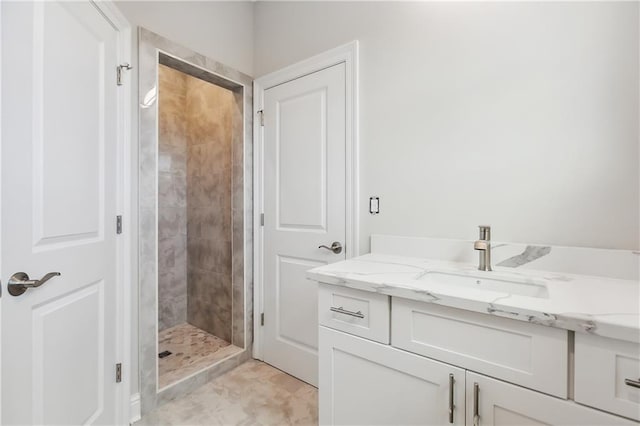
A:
185 78 234 342
158 64 235 342
158 65 188 331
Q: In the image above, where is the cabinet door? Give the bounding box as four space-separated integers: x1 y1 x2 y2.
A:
574 333 640 421
466 372 638 426
319 326 465 426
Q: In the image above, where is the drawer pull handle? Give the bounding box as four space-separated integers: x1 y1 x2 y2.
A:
448 373 455 424
473 382 480 426
625 378 640 388
330 306 364 319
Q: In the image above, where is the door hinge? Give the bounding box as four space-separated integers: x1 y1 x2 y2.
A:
257 110 264 127
260 213 264 226
115 363 122 383
261 312 265 326
116 215 123 234
117 63 132 86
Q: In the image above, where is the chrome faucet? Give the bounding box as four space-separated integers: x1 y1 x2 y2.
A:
473 225 492 271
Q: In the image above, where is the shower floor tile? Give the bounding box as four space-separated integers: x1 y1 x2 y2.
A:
158 323 242 389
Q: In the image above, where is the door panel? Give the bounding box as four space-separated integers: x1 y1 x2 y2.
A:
263 63 346 386
276 256 322 351
36 0 105 246
1 1 120 424
34 282 104 425
277 90 328 230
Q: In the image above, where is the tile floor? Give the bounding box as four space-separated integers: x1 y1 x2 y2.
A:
158 323 243 389
137 360 318 425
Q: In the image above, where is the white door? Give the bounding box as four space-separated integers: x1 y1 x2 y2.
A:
466 372 638 426
319 326 466 425
1 1 122 424
262 63 347 386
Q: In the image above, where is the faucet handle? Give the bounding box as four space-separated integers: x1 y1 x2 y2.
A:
474 240 489 251
478 225 491 240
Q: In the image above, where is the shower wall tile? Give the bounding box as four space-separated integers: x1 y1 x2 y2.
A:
187 206 227 241
240 85 254 349
138 28 253 413
158 208 187 241
187 238 232 274
186 165 230 211
158 173 187 209
158 63 236 338
158 64 189 331
187 268 232 343
138 32 161 413
231 88 247 348
158 145 187 177
185 75 235 340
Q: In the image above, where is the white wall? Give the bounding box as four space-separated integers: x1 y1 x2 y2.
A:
254 1 639 252
115 1 254 75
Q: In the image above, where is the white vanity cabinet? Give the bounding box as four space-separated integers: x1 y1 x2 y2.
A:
317 283 640 425
467 372 637 426
392 298 568 397
319 326 466 426
574 334 640 421
318 284 390 344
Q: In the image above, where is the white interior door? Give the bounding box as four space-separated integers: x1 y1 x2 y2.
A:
262 63 347 386
1 1 122 424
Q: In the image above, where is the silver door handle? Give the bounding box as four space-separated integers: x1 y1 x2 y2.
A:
8 272 61 296
319 241 343 254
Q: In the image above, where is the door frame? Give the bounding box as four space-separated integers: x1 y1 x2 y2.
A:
0 2 133 425
100 2 133 424
252 41 360 360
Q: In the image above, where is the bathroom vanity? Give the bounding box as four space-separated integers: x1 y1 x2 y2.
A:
308 236 640 425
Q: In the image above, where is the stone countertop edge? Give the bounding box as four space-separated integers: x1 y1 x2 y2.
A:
307 253 640 344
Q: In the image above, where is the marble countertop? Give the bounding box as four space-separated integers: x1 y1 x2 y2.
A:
307 254 640 343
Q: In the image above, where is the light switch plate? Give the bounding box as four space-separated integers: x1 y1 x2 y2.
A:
369 197 380 215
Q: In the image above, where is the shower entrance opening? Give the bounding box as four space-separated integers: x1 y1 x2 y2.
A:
156 56 244 389
138 28 253 414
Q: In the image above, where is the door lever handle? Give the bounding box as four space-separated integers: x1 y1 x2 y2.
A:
8 272 61 296
318 241 343 254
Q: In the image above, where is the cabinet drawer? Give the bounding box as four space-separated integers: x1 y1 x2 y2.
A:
319 284 390 344
392 298 568 397
575 333 640 421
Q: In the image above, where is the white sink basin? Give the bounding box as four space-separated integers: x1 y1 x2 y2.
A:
419 271 549 298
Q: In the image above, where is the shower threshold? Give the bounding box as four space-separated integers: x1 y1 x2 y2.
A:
158 323 242 389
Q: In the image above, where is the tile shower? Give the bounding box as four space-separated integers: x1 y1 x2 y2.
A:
157 64 241 388
139 28 253 412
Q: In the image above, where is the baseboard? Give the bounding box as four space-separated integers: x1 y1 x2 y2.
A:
129 393 141 424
